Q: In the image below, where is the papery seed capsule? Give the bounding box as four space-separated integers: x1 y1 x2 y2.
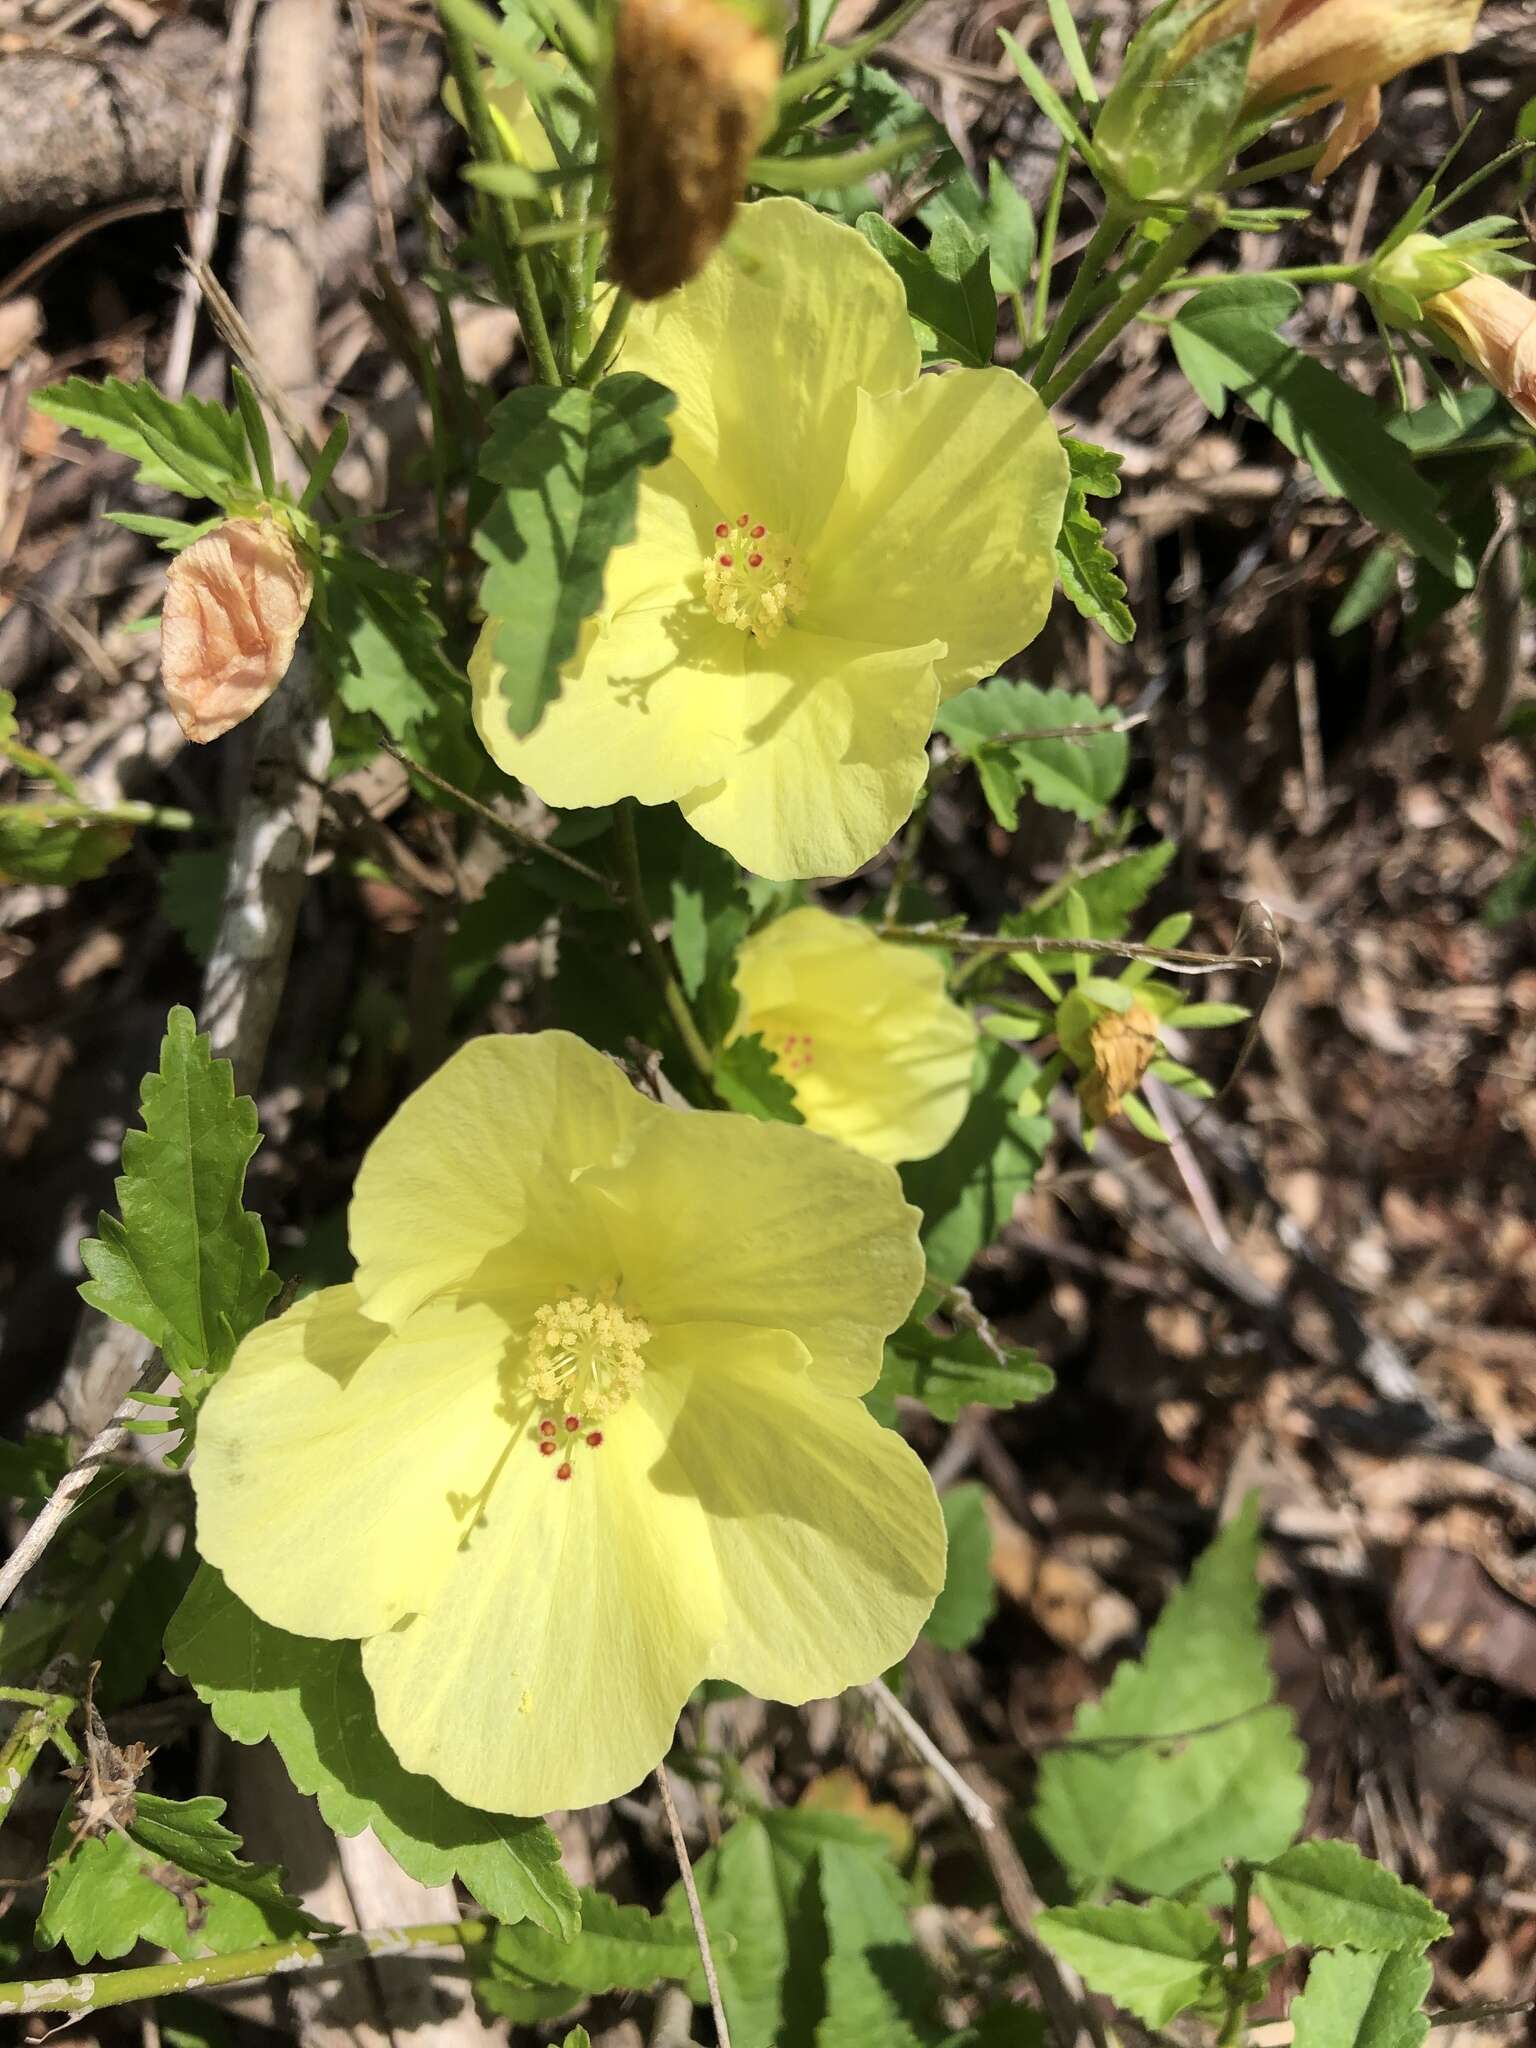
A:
161 517 313 744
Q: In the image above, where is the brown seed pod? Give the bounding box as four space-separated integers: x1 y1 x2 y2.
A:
609 0 780 301
1078 1005 1162 1127
161 517 313 745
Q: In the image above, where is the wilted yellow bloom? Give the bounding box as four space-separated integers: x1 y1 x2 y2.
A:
161 518 312 745
1182 0 1485 176
1077 1005 1161 1127
610 0 780 299
192 1031 944 1815
731 907 976 1165
1424 271 1536 430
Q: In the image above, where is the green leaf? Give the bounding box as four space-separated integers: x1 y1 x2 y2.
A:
1036 1900 1224 2027
1484 837 1536 927
163 1566 577 1937
1290 1948 1432 2048
1093 14 1252 204
979 162 1036 296
0 806 132 884
0 1432 70 1509
474 371 675 737
714 1033 806 1124
32 377 249 500
39 1793 311 1965
313 548 476 779
1056 436 1134 644
160 850 230 964
1005 843 1176 974
923 1483 997 1651
1255 1842 1450 1953
937 676 1130 826
683 1807 908 2048
1033 1496 1307 1895
560 2031 593 2048
857 213 997 367
78 1007 279 1386
817 1836 936 2048
482 1887 704 2012
902 1042 1050 1285
1171 284 1473 588
873 1320 1053 1425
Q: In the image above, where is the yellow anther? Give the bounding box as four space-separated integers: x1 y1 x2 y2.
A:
703 513 806 644
525 1292 651 1422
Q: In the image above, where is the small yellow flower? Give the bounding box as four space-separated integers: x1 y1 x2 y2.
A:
1180 0 1486 177
472 199 1068 881
730 907 976 1165
191 1031 943 1816
160 517 312 745
1424 271 1536 430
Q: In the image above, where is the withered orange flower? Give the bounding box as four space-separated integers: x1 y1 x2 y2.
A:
609 0 780 300
161 518 313 745
1425 272 1536 430
1078 1006 1162 1128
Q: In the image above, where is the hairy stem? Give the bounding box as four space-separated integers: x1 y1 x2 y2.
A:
1031 203 1129 392
1038 207 1222 408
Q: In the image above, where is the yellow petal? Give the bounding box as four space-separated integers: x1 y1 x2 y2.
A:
681 628 943 879
349 1032 655 1326
589 1106 924 1394
361 1368 723 1814
621 197 918 537
192 1285 512 1639
731 906 977 1165
809 367 1068 699
656 1325 946 1700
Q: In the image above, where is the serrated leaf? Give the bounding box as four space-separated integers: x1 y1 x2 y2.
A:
39 1792 311 1964
873 1322 1053 1425
0 806 132 884
1291 1948 1432 2048
1036 1901 1225 2027
1006 843 1176 974
474 372 675 737
1033 1497 1308 1895
1255 1842 1450 1954
163 1566 577 1937
313 548 475 778
1056 436 1134 644
936 677 1129 827
714 1033 805 1124
487 1887 704 2001
923 1483 997 1652
32 377 249 500
902 1042 1050 1285
817 1838 935 2048
857 214 997 367
683 1807 905 2048
160 851 230 964
77 1007 278 1386
1171 285 1473 588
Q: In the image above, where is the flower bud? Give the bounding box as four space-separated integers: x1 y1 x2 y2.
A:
1077 1005 1162 1128
1093 1 1256 204
609 0 781 300
1424 272 1536 430
161 517 313 745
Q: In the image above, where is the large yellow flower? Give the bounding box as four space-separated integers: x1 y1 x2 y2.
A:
472 198 1068 881
190 1032 943 1815
731 907 976 1165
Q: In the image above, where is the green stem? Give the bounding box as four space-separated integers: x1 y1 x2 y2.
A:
1219 1860 1254 2048
795 0 814 63
1030 204 1130 393
1031 139 1073 345
1224 141 1324 186
0 1918 495 2018
775 0 929 109
575 288 633 389
1037 205 1223 408
613 802 715 1081
882 785 930 920
438 2 563 387
26 800 196 831
1165 260 1359 291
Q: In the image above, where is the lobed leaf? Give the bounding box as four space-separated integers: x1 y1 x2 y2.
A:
857 213 997 367
1036 1899 1225 2027
937 676 1129 827
1290 1948 1432 2048
1055 436 1134 644
32 377 249 500
1256 1841 1450 1954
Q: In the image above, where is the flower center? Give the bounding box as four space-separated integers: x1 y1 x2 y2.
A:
703 511 806 644
525 1292 650 1479
762 1025 815 1077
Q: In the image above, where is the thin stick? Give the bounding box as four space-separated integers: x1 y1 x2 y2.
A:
864 1676 996 1834
163 0 260 399
877 921 1268 976
375 736 617 894
656 1765 732 2048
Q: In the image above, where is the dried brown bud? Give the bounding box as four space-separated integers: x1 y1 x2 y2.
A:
161 517 313 745
1078 1005 1161 1127
1425 273 1536 431
609 0 780 301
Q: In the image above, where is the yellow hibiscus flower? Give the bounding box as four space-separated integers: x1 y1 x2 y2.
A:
730 906 976 1165
190 1031 943 1815
472 198 1068 881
